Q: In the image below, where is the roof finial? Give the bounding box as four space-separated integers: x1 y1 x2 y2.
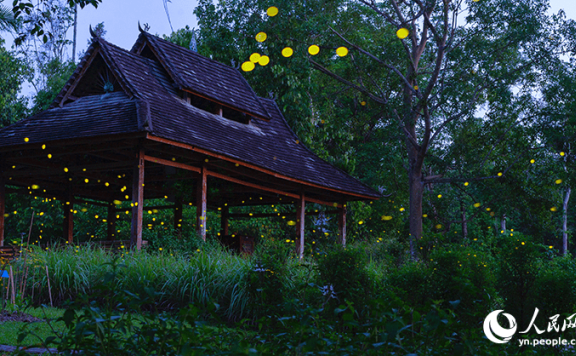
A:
138 21 150 32
89 25 98 39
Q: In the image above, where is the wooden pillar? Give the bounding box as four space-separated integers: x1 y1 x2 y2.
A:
174 199 183 237
338 204 347 247
196 166 207 241
107 202 116 241
296 193 305 259
130 148 145 250
63 191 74 244
0 171 5 247
221 205 229 236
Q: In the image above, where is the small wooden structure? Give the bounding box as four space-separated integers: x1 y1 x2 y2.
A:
0 28 379 257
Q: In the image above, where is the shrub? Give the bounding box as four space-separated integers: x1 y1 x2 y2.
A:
315 245 376 313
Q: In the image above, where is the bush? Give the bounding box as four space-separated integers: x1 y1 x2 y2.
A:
315 245 376 313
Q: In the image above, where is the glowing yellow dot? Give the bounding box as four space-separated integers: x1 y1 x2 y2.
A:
308 45 320 55
336 46 348 57
249 53 261 63
81 208 87 212
437 194 442 198
382 216 393 221
396 28 409 39
551 207 558 212
561 151 565 156
31 184 39 190
423 214 428 218
159 248 163 251
84 178 89 183
255 32 267 42
241 61 255 72
95 215 99 219
24 137 29 142
464 182 469 186
267 6 278 16
497 172 503 177
486 208 491 211
555 179 562 184
287 220 296 226
399 207 405 212
360 101 366 106
549 246 553 249
47 154 52 159
258 55 270 66
42 144 46 149
474 203 481 208
530 159 535 164
282 47 293 57
435 224 442 229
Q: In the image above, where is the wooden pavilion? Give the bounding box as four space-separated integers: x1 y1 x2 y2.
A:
0 28 380 256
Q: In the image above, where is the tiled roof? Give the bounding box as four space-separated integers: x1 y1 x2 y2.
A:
131 31 272 121
0 92 139 147
0 33 379 199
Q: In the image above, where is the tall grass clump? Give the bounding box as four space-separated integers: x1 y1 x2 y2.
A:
14 242 252 320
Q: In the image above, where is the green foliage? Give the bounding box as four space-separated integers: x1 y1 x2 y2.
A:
31 58 75 113
0 38 30 127
495 232 548 328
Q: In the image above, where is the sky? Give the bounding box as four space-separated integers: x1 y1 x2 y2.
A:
65 0 576 57
4 0 576 97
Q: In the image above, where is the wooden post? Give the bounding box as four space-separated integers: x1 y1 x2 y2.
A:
130 148 145 250
338 204 347 247
174 199 183 237
63 188 74 244
296 193 305 259
196 166 207 241
107 202 116 241
0 170 5 247
221 205 229 236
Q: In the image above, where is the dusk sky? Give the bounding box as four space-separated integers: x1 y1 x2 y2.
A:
71 0 576 57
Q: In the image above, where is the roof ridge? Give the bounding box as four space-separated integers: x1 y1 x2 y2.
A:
96 38 139 99
49 40 99 109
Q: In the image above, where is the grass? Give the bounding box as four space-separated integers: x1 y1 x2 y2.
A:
0 306 65 347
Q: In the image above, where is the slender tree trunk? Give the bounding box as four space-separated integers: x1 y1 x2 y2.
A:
563 187 571 255
501 213 506 232
460 200 468 240
407 142 424 259
72 4 78 62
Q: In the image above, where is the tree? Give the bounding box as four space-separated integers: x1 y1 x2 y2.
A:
0 2 17 33
195 0 568 258
11 0 102 44
0 37 30 127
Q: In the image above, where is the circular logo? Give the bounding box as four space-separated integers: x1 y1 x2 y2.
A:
483 310 517 344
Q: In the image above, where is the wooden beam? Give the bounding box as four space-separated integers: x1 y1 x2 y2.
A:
221 205 229 235
130 148 145 250
296 193 305 260
146 134 378 202
0 171 5 247
206 170 299 200
227 210 338 219
196 166 208 241
338 205 347 247
144 155 201 173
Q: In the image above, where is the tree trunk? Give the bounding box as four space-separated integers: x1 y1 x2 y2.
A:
72 4 78 62
563 187 571 255
408 150 423 259
460 200 468 240
501 213 506 232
